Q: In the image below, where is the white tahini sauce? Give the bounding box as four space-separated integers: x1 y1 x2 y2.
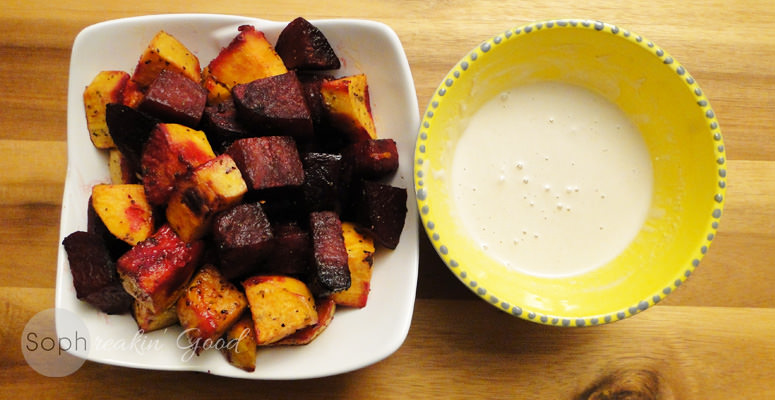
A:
451 81 653 277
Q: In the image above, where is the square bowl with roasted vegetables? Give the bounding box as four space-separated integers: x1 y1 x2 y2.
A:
56 14 419 379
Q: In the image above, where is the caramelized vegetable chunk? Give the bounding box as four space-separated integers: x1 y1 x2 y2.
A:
242 275 318 345
212 202 275 280
275 17 341 71
138 69 207 127
351 180 407 249
117 224 204 313
206 25 287 89
308 211 350 296
232 71 314 138
83 70 130 149
330 222 375 308
177 265 248 355
226 136 305 190
132 30 201 87
62 231 133 314
343 138 399 179
262 222 312 276
105 103 157 168
140 123 216 206
301 152 344 213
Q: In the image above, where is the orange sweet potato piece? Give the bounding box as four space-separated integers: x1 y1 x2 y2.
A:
165 154 248 242
330 222 375 308
176 265 248 355
206 25 287 89
242 275 318 345
319 73 377 142
222 312 258 372
90 184 153 246
83 70 130 148
140 123 216 206
131 30 201 87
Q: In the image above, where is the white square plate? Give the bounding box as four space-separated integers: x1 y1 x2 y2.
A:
56 14 419 379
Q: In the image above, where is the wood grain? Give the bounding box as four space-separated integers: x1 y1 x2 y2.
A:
1 0 774 398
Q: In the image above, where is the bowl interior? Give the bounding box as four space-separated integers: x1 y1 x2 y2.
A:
416 20 726 325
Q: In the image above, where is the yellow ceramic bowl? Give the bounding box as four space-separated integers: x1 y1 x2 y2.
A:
414 19 726 326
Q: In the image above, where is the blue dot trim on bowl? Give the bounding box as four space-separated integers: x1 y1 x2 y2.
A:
413 19 726 327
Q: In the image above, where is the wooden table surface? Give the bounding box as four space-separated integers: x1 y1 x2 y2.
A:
2 0 774 398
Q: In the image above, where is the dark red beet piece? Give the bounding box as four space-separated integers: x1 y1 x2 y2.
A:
201 98 251 153
138 69 207 127
342 139 399 179
351 180 407 249
232 71 313 138
105 103 158 168
262 222 312 276
62 231 133 314
301 152 343 213
275 17 341 70
212 202 275 280
226 136 305 190
308 211 350 297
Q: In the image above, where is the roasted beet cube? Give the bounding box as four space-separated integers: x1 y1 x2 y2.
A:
138 69 207 127
262 222 312 276
275 17 341 71
249 187 306 224
201 99 251 153
351 180 407 249
302 152 343 213
308 211 350 296
117 224 204 313
226 136 305 190
343 139 399 179
212 202 275 280
62 231 133 314
105 103 158 168
232 71 313 138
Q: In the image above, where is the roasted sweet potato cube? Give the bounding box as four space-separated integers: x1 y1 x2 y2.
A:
223 312 258 372
177 265 248 355
232 71 313 138
301 152 343 213
141 123 216 205
132 30 201 87
226 136 304 190
351 180 407 249
212 202 274 280
275 17 341 71
62 231 133 314
83 70 130 149
276 297 335 345
200 99 250 153
166 154 248 242
262 222 311 276
105 103 158 168
121 79 145 108
132 301 179 332
91 184 154 246
343 138 399 179
117 224 204 313
206 25 287 90
138 69 207 127
320 74 377 142
201 67 232 105
242 275 318 345
308 211 350 297
330 222 375 308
